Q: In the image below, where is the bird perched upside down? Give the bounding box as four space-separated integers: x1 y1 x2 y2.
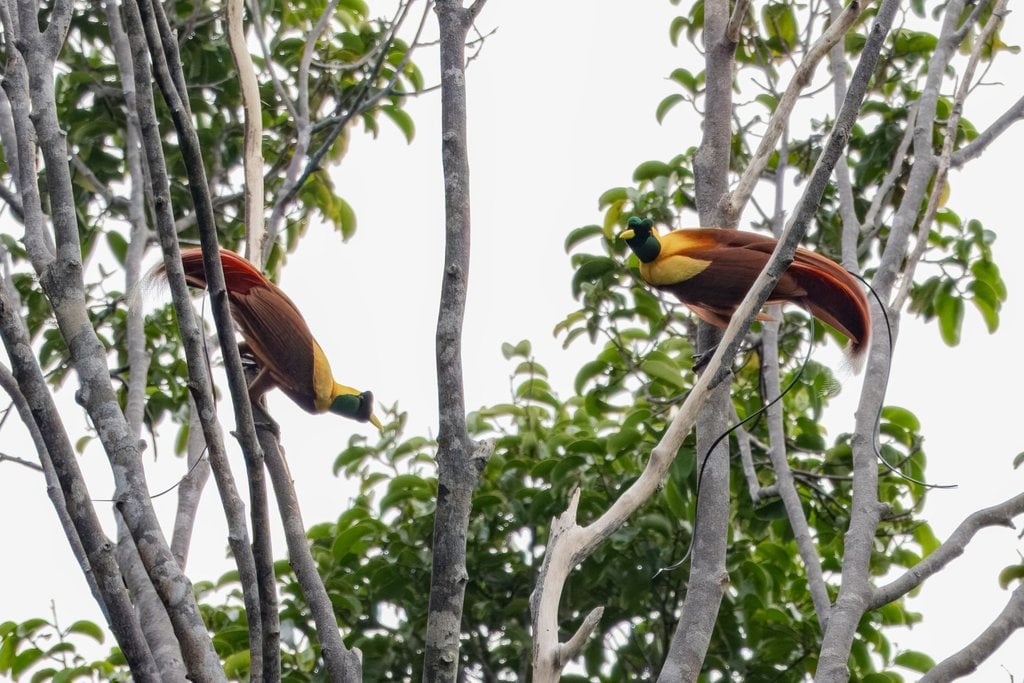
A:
159 247 382 429
619 217 870 364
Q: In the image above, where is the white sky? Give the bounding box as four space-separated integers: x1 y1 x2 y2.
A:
2 1 1023 679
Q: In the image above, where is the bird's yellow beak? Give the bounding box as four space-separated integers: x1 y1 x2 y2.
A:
370 413 383 432
619 228 636 240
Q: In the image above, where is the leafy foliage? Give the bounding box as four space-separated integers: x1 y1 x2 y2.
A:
0 616 124 682
1 0 1016 680
2 0 425 449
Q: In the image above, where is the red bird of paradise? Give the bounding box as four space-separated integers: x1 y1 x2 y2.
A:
167 247 382 429
619 217 870 363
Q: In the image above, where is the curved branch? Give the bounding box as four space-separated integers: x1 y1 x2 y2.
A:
871 492 1024 608
919 581 1024 682
761 313 832 629
122 0 263 677
950 93 1024 168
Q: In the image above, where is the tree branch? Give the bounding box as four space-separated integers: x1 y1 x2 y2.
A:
0 277 160 680
950 93 1024 168
722 0 866 226
919 581 1024 681
260 426 362 681
810 3 911 677
169 400 212 569
423 2 493 681
225 0 267 261
892 0 1010 312
873 0 975 298
826 0 862 269
5 3 222 675
122 0 264 676
871 492 1024 608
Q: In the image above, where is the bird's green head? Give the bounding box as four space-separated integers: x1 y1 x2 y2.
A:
618 216 661 263
329 390 383 431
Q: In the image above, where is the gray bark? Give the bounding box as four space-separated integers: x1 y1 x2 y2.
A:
423 2 491 681
261 427 362 682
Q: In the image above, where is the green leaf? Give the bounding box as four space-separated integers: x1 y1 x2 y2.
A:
224 650 251 677
893 29 938 56
106 231 128 265
935 288 964 346
65 620 104 643
640 358 687 391
662 476 688 518
12 648 44 677
337 0 369 17
597 188 628 211
632 160 673 182
913 523 940 555
30 668 58 683
500 339 532 360
754 499 788 520
333 446 370 475
332 521 380 560
894 650 935 673
669 15 687 46
0 634 15 673
656 94 685 124
571 256 618 298
881 406 920 432
574 360 608 394
564 224 604 252
762 3 798 51
336 196 357 241
381 104 415 143
998 563 1024 589
1013 451 1024 469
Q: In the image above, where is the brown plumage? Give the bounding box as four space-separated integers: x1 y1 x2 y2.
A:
620 218 870 362
155 247 381 428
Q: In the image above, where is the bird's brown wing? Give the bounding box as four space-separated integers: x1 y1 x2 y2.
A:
230 283 319 413
654 229 869 355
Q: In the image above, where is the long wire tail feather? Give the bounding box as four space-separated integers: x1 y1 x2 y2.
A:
847 270 957 490
654 316 817 577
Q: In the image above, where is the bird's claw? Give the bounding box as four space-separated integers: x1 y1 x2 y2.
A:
692 346 718 372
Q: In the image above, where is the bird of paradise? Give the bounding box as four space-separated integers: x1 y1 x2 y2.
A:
157 247 382 429
619 216 870 364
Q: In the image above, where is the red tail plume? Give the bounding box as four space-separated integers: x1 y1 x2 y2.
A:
177 247 270 295
788 250 871 363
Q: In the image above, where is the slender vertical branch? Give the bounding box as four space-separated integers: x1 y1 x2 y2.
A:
103 1 186 673
806 1 902 679
424 2 491 680
0 278 161 681
121 0 262 676
170 401 212 569
260 427 362 682
225 0 266 260
872 0 977 299
826 0 863 270
0 363 106 624
5 0 222 674
659 0 736 677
